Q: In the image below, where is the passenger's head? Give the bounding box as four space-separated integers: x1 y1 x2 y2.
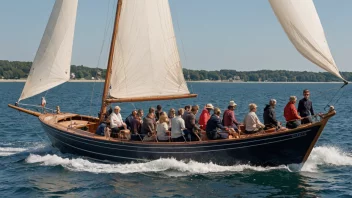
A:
132 110 137 116
228 100 237 110
303 89 310 99
147 112 155 119
249 103 257 112
177 108 184 116
269 99 277 107
157 105 162 111
149 107 155 113
214 107 221 116
160 111 166 117
191 105 199 114
289 96 297 104
114 106 121 113
168 108 176 118
159 114 169 124
184 105 191 112
205 103 214 112
137 109 144 117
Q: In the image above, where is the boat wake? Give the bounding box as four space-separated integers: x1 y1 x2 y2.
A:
0 143 47 157
0 147 27 156
25 154 288 175
24 146 352 175
302 146 352 172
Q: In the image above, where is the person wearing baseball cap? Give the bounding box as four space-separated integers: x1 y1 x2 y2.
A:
198 103 214 130
222 100 240 132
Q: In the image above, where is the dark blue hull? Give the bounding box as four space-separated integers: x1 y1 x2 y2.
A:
41 120 323 166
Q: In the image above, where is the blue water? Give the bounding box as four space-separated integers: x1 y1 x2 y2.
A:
1 82 352 197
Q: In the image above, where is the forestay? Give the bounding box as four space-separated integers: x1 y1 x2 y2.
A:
19 0 78 101
109 0 190 99
269 0 346 82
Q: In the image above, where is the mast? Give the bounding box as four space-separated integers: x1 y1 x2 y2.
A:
99 0 123 123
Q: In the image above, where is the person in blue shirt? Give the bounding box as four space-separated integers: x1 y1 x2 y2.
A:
125 110 137 130
95 122 106 136
206 108 231 140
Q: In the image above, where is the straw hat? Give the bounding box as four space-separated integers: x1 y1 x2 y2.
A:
229 101 237 107
205 103 214 109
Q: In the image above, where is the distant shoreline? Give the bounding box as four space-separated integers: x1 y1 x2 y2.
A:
0 79 344 83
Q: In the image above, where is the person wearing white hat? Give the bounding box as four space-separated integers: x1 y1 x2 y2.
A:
243 103 265 134
110 106 127 137
198 103 214 130
223 100 240 132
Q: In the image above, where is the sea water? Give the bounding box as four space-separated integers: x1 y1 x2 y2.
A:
1 82 351 197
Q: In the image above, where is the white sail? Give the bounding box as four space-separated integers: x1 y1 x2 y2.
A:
109 0 190 99
19 0 78 101
269 0 346 82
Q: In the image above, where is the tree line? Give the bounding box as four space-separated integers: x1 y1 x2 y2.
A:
1 60 351 82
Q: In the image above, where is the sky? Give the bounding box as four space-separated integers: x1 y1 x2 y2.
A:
0 0 351 72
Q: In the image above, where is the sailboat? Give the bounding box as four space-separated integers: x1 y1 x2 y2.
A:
8 0 347 166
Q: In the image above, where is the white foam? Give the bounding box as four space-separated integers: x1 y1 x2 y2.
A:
26 154 289 175
0 147 27 156
0 143 47 156
302 146 352 172
25 146 352 174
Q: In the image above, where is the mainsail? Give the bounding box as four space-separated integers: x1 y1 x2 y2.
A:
269 0 346 82
19 0 78 101
109 0 190 99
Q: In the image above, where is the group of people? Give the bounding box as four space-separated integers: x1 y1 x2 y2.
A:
96 89 316 141
264 89 315 130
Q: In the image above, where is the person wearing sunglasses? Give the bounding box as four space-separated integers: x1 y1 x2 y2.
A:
298 89 314 124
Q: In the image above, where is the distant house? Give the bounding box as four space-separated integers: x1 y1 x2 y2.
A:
234 76 241 80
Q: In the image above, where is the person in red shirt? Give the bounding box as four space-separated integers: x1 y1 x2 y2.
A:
284 96 302 129
198 104 214 130
223 101 240 132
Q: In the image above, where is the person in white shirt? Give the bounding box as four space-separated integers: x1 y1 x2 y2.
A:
243 103 265 134
171 108 187 142
110 106 127 137
156 114 170 142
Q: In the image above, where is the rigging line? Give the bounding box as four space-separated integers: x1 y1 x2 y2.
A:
332 88 346 107
18 103 55 113
130 103 136 110
44 89 49 98
323 84 347 111
88 0 115 116
314 87 342 101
